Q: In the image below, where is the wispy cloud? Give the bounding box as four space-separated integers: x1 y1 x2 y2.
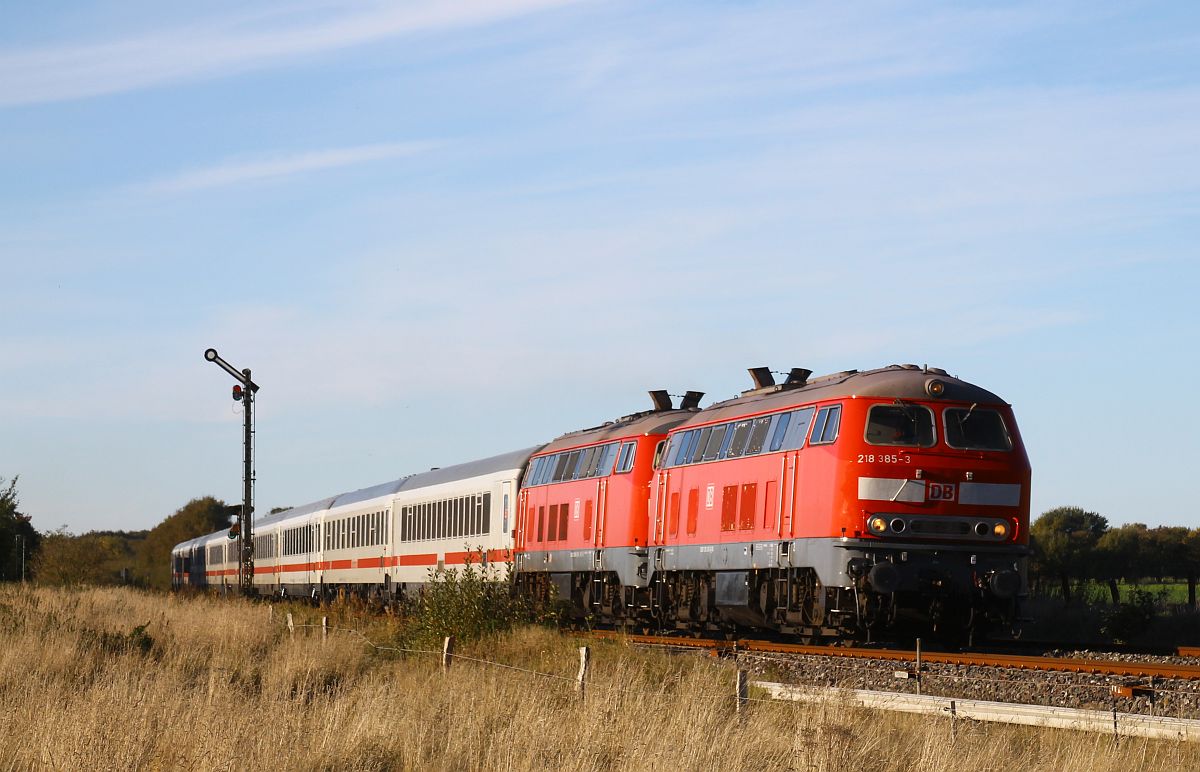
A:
0 0 577 107
142 140 440 193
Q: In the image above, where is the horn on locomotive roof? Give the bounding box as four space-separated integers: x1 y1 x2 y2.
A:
748 367 775 389
648 390 673 411
784 368 812 386
679 390 704 410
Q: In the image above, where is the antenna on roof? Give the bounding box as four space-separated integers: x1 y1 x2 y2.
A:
648 390 673 411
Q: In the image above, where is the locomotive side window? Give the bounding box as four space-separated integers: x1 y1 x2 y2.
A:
745 416 772 455
700 425 727 461
779 407 816 450
768 412 791 452
943 407 1011 451
810 405 841 445
616 442 637 473
865 403 933 447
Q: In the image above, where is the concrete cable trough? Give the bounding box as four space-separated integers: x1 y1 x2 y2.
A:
753 682 1200 741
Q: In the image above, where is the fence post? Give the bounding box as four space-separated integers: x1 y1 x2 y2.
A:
577 646 590 700
443 636 455 672
286 612 294 639
915 637 923 695
736 669 749 716
268 605 274 623
322 616 329 643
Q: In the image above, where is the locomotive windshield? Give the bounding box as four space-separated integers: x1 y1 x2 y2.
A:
865 403 936 447
943 407 1012 451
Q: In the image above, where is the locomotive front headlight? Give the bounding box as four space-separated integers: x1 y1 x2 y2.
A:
925 378 946 397
868 516 888 534
993 522 1009 538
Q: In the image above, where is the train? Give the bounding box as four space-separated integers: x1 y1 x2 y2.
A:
173 364 1031 642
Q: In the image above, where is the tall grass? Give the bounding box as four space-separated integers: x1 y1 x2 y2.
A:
1 585 1198 771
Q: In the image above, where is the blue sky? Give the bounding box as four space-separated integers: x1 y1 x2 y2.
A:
1 1 1197 534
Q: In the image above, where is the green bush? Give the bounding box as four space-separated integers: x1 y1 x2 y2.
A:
401 550 531 648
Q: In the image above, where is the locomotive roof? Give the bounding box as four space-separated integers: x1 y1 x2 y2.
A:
680 365 1005 428
538 410 697 454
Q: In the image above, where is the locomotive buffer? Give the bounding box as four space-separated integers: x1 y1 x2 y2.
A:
203 348 259 595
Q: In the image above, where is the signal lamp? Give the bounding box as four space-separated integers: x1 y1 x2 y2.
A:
232 384 244 401
993 522 1008 538
868 516 888 534
925 378 946 397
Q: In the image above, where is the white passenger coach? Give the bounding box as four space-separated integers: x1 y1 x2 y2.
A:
172 447 539 599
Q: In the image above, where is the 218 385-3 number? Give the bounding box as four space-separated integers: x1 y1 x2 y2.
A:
857 453 911 464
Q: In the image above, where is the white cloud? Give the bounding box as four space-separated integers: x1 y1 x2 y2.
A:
142 140 441 193
0 0 578 106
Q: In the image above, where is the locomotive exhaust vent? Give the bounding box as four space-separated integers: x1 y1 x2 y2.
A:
648 390 673 411
748 367 775 389
784 368 812 386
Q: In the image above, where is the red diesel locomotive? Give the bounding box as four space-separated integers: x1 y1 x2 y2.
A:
515 365 1030 641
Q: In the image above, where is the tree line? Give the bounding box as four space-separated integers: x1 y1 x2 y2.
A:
0 475 231 590
1030 506 1200 606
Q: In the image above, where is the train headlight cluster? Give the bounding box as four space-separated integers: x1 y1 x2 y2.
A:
868 516 888 534
993 522 1009 538
925 378 946 397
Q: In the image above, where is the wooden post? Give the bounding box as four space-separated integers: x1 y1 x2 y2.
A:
268 605 274 623
443 636 455 672
577 646 590 700
322 616 329 643
286 612 294 639
915 638 922 695
736 669 749 716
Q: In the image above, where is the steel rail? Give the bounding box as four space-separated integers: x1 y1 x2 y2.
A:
583 631 1200 680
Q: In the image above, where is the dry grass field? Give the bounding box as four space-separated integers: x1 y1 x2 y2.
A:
1 585 1198 771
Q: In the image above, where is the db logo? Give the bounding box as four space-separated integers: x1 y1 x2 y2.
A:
927 483 956 502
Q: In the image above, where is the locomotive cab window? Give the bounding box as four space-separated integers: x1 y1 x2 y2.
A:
865 403 934 447
943 407 1012 451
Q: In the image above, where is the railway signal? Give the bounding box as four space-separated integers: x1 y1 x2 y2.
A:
203 347 259 595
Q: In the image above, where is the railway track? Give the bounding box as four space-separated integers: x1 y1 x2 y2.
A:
584 631 1200 681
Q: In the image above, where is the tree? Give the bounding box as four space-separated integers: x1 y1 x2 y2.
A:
0 476 40 582
132 497 229 590
1030 506 1109 603
33 529 130 585
1095 523 1148 604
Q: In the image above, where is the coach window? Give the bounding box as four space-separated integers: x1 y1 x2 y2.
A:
616 442 637 473
864 403 930 447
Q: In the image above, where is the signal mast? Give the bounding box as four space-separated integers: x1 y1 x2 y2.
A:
203 348 259 595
